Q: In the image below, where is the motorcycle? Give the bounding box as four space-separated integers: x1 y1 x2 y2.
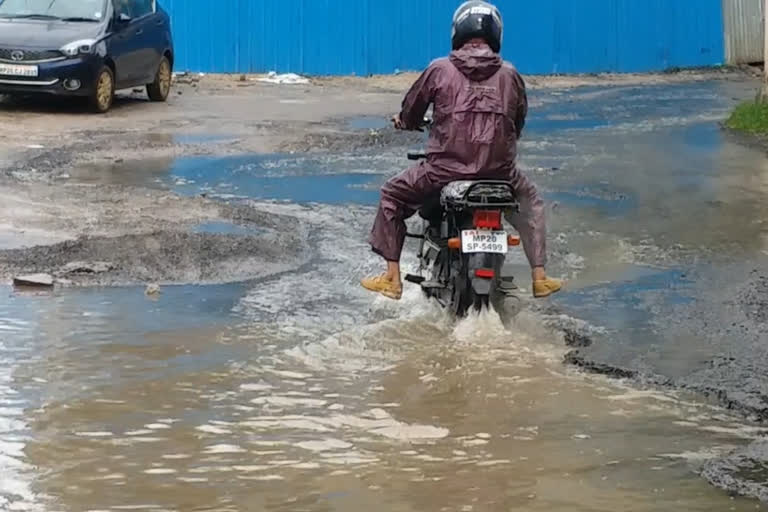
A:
403 121 522 317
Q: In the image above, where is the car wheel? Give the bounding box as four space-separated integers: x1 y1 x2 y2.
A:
147 57 171 102
90 67 115 114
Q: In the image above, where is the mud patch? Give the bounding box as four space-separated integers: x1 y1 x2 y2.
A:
8 130 179 179
0 230 308 286
279 125 424 153
560 262 768 423
701 440 768 502
192 221 263 236
0 224 71 250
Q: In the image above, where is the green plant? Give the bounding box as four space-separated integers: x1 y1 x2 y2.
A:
726 102 768 134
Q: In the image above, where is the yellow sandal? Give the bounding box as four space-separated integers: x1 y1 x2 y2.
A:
533 278 563 298
361 274 403 300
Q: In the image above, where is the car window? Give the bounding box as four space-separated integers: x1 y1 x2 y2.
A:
114 0 153 19
132 0 153 17
0 0 106 21
113 0 130 18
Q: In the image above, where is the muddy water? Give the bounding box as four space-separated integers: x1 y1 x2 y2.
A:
1 281 765 512
3 80 768 510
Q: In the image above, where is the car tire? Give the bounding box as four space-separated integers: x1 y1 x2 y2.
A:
90 66 115 114
147 56 171 102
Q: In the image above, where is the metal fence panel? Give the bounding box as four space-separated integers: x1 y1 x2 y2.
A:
161 0 725 75
723 0 764 64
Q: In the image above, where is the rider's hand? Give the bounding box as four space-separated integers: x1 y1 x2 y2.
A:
392 114 405 130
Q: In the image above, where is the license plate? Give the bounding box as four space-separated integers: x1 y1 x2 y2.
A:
0 63 39 77
461 230 508 254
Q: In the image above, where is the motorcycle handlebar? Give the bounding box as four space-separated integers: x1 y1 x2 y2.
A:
394 116 432 131
404 117 431 160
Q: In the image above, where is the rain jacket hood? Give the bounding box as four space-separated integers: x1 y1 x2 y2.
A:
449 43 503 82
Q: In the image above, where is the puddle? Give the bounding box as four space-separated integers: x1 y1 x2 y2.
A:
192 221 263 236
527 114 611 133
174 133 236 145
682 122 724 152
347 116 390 131
71 153 398 205
184 166 381 204
0 283 246 338
558 268 693 347
69 156 175 187
549 189 634 217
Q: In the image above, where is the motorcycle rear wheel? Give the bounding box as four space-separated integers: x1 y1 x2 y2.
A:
451 275 489 317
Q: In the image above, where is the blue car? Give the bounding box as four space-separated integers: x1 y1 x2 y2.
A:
0 0 173 113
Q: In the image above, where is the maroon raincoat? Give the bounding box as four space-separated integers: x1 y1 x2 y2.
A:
369 43 547 268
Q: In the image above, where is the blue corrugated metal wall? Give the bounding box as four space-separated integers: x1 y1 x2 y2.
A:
161 0 725 75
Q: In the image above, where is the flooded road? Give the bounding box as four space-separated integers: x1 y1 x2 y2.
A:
3 78 768 510
2 283 765 511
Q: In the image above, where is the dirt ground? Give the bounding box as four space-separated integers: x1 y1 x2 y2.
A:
0 66 760 287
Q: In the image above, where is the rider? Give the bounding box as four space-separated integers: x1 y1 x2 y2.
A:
362 0 562 301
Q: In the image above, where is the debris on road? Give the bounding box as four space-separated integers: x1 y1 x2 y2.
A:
59 261 116 275
172 71 200 86
13 273 54 288
145 283 161 296
257 72 310 85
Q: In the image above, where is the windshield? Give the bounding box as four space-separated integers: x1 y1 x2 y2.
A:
0 0 107 20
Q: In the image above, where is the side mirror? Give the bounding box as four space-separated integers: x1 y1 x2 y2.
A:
116 12 131 23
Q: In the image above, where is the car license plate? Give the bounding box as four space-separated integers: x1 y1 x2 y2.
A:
461 230 508 254
0 63 39 77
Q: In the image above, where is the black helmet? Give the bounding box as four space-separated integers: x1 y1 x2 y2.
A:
451 1 503 53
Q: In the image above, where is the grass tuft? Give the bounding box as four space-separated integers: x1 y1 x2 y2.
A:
726 101 768 134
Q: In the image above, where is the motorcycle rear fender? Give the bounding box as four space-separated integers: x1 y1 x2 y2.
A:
471 276 493 295
466 253 504 296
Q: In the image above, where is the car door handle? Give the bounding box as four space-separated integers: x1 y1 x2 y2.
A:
135 29 143 35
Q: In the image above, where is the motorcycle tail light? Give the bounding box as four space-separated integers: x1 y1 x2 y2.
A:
473 210 502 229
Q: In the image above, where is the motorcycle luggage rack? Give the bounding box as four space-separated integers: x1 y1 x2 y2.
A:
442 180 520 210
